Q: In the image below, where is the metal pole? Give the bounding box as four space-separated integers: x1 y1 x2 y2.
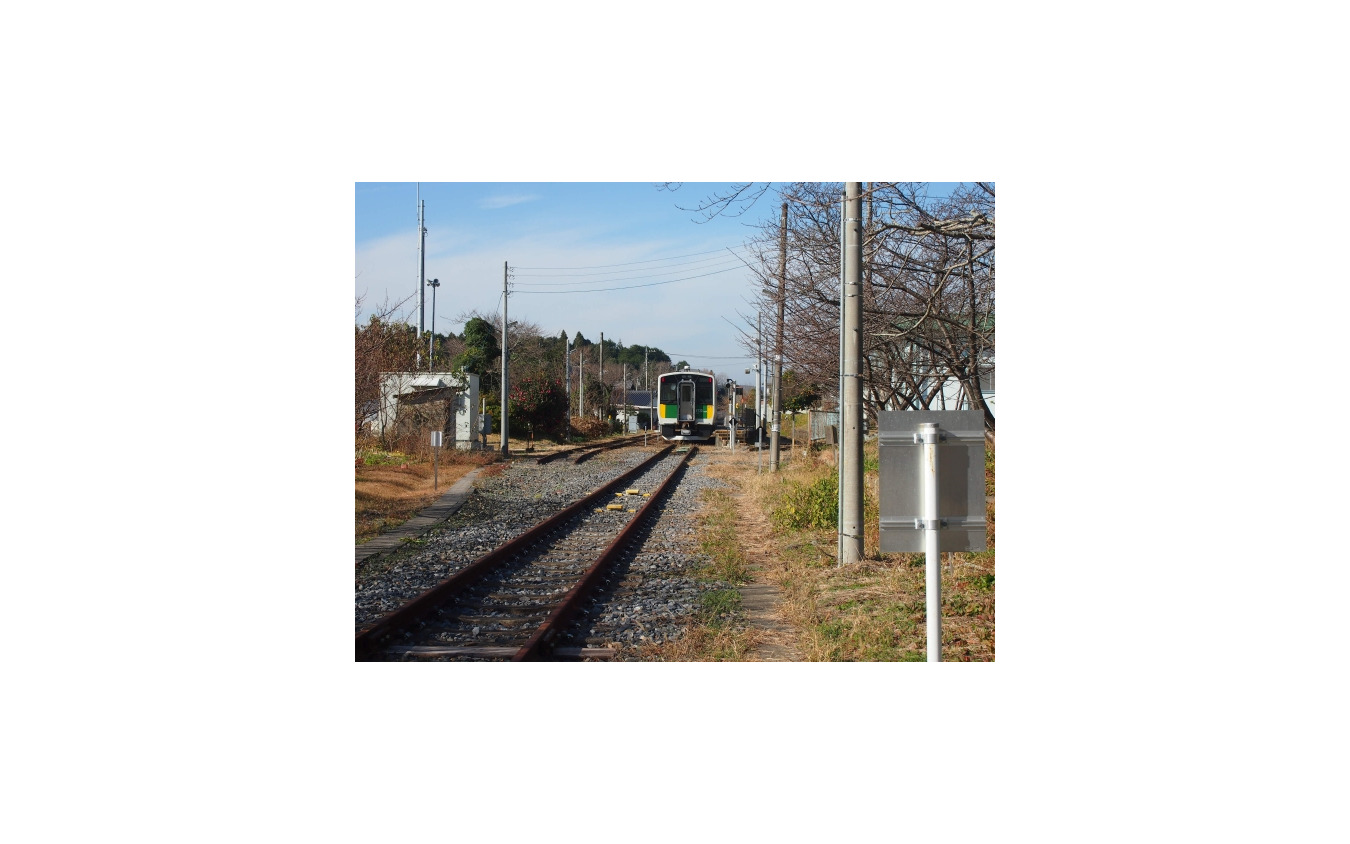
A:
841 183 864 566
428 278 439 370
837 191 845 567
756 314 763 473
501 261 509 456
770 201 786 471
920 422 941 662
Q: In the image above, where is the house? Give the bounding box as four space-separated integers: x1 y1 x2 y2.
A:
377 371 481 449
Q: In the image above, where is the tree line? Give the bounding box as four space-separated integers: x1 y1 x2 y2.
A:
355 295 679 443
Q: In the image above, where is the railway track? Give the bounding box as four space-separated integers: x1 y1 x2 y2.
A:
534 432 651 465
355 444 698 661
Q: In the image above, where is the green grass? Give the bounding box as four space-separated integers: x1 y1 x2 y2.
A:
695 489 754 584
697 589 742 627
359 449 420 466
771 474 838 531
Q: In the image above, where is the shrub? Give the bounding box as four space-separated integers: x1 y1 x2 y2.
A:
771 473 838 531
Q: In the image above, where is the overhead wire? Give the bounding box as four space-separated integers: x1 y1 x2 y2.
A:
511 255 747 286
513 265 745 293
512 250 749 277
512 247 730 270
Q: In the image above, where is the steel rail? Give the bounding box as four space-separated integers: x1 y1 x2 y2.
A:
355 444 676 660
512 446 698 661
535 433 646 465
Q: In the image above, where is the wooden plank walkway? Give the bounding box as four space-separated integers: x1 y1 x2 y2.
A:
355 466 487 566
740 582 803 661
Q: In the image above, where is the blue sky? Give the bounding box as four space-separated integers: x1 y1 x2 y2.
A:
355 182 793 377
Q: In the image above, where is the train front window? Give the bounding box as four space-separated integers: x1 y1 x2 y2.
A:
660 379 681 404
696 378 713 406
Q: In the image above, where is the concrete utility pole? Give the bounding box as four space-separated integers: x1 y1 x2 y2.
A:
599 332 604 418
418 188 426 337
415 185 425 369
501 261 509 456
841 183 864 566
757 313 763 472
770 201 787 471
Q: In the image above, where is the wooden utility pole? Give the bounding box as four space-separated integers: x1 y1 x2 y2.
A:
770 201 787 471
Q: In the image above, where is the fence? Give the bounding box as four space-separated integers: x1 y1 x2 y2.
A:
806 410 840 443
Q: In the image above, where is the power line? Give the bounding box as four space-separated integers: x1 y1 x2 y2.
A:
512 251 751 278
663 353 751 360
512 247 730 270
512 257 746 287
512 265 746 293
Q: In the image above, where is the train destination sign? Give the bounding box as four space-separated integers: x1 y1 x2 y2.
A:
877 410 988 553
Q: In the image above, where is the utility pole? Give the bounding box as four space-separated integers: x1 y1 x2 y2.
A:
757 312 763 472
415 185 425 369
599 332 604 419
836 191 845 566
418 187 426 337
579 350 585 419
501 261 509 456
427 278 439 370
770 201 787 471
841 183 864 566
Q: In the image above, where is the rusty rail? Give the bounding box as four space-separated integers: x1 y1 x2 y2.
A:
355 444 676 660
535 433 646 465
513 446 697 660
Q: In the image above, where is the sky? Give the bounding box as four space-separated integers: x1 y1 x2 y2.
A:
356 182 797 379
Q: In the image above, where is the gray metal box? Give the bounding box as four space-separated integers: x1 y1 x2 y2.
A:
878 410 988 552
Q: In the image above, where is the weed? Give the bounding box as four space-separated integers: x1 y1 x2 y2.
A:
698 589 742 626
771 474 838 531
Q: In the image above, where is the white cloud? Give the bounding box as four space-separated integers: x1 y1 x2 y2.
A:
478 193 540 210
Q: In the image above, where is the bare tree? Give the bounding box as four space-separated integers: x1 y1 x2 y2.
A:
727 182 995 433
354 293 418 440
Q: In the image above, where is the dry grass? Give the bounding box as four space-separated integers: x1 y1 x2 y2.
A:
355 445 497 544
635 624 764 662
693 440 995 661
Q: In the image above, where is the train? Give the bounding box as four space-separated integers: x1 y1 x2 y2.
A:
656 369 720 441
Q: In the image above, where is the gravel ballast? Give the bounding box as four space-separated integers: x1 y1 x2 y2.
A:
355 445 731 658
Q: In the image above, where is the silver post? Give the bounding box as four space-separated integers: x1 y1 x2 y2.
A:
920 422 942 662
427 278 439 370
